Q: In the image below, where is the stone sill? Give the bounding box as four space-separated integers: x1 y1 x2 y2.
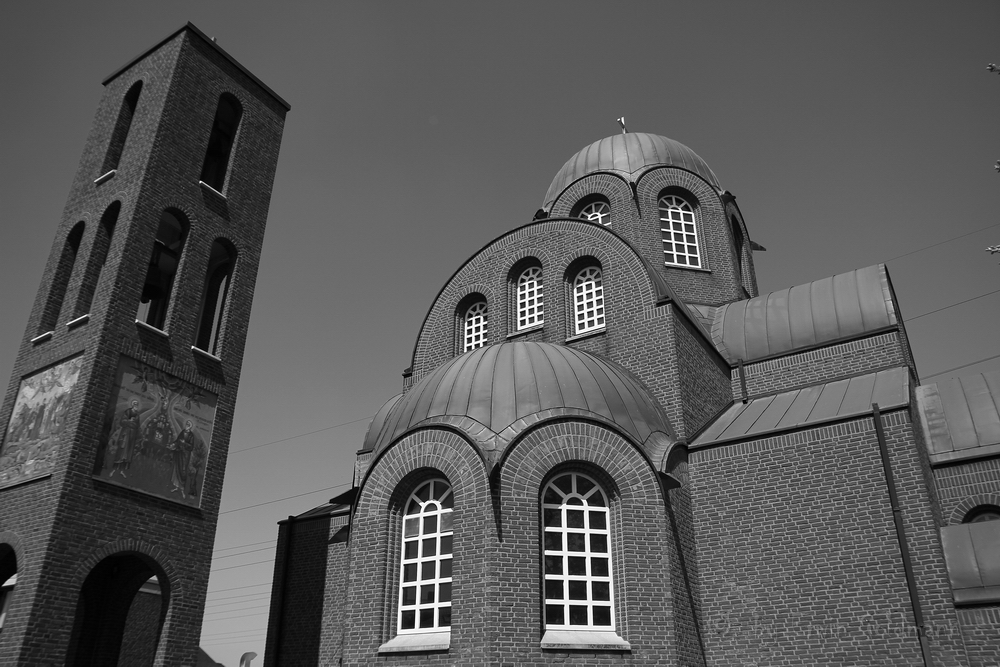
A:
378 631 450 653
192 345 222 362
135 320 169 338
94 169 116 186
507 324 544 339
199 180 226 199
67 314 90 330
540 629 630 651
30 331 53 345
565 328 605 344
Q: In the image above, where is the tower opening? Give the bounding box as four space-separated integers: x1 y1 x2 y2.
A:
199 94 243 193
136 209 188 330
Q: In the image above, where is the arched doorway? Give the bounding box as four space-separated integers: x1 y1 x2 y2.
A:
66 552 169 666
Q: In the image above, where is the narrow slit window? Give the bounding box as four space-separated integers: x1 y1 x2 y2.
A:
573 267 605 335
463 301 488 352
39 222 85 334
517 267 544 330
199 94 243 193
398 479 454 634
75 202 119 317
137 210 188 331
542 472 615 631
659 195 700 268
195 240 236 355
101 81 142 175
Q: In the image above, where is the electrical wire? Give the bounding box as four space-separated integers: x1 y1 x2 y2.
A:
210 558 275 573
214 539 276 553
218 482 350 515
905 288 1000 322
229 415 372 454
883 221 1000 263
922 352 1000 380
206 582 272 595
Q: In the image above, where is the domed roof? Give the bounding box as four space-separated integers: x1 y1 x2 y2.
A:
543 132 721 210
362 342 676 465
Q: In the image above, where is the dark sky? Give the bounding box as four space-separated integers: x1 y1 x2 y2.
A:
1 2 998 664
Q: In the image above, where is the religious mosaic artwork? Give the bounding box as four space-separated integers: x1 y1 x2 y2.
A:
94 356 217 507
0 355 84 489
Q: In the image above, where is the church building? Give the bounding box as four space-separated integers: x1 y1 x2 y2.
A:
264 132 1000 666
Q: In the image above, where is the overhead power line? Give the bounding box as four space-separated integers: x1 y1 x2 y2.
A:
883 222 1000 263
922 352 1000 380
219 482 350 515
230 415 373 454
214 539 276 553
206 582 272 595
905 288 1000 322
210 558 275 573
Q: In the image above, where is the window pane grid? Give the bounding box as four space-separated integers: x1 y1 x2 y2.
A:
659 195 700 267
579 201 611 227
398 480 454 633
517 267 544 330
573 267 605 335
463 301 488 352
542 472 614 630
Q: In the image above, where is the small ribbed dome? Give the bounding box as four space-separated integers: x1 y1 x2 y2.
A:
543 133 721 210
363 342 675 464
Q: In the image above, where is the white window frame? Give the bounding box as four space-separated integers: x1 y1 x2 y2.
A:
516 266 544 330
463 301 488 352
397 479 454 635
659 194 701 268
578 200 610 227
542 472 615 631
572 267 605 336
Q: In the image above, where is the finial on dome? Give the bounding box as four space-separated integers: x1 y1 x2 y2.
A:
617 116 627 134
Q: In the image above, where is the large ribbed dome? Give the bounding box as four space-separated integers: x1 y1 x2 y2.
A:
543 132 721 209
363 342 675 464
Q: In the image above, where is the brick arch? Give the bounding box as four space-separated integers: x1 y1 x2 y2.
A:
410 219 661 376
71 539 179 595
949 493 1000 525
491 421 685 659
549 172 637 236
344 428 495 660
0 530 24 582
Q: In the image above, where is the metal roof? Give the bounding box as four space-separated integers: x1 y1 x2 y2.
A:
707 264 897 364
917 370 1000 464
692 367 910 447
365 342 676 462
543 133 721 210
940 521 1000 605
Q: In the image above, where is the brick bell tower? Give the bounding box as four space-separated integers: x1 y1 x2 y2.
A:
0 24 287 665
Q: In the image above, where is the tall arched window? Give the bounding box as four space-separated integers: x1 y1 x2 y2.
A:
101 81 142 176
659 194 700 268
200 94 243 193
730 216 745 289
516 266 544 330
75 202 120 318
572 266 604 335
136 209 188 330
542 472 615 630
463 301 488 352
39 222 85 334
964 505 1000 523
398 479 454 634
195 240 236 355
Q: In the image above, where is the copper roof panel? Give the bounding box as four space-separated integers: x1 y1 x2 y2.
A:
940 376 979 451
468 345 501 426
839 373 878 416
603 363 654 442
428 351 469 417
872 367 908 409
833 271 866 338
777 385 825 429
972 522 1000 586
720 395 774 440
787 282 818 350
569 350 622 423
751 391 798 433
513 343 543 419
696 402 747 442
809 379 851 422
527 343 564 411
409 362 451 427
492 344 517 429
963 374 1000 446
710 265 897 364
941 525 984 590
547 345 590 411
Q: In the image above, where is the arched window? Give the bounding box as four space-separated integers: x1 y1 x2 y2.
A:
572 266 605 335
578 200 610 227
39 222 85 334
659 194 700 268
963 505 1000 523
195 240 236 355
730 216 745 288
0 543 16 634
136 209 188 331
398 479 454 634
516 266 544 330
101 81 142 176
542 472 614 630
199 94 243 193
463 301 488 352
75 202 120 318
